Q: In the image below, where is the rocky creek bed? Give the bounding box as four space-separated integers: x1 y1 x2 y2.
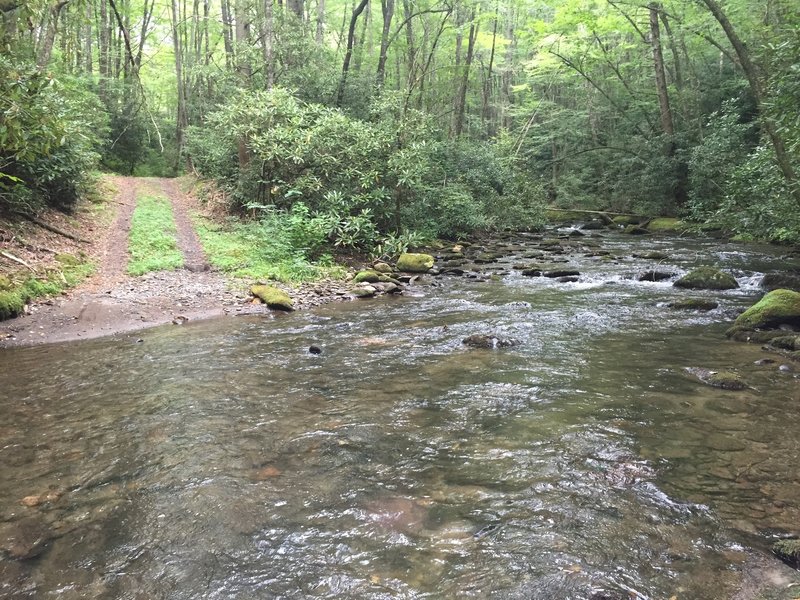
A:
1 222 799 599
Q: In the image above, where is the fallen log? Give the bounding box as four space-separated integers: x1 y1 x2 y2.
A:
13 212 90 244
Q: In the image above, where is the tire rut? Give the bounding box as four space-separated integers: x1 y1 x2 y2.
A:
158 178 210 272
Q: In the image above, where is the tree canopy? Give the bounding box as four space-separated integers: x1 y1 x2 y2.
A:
2 0 799 242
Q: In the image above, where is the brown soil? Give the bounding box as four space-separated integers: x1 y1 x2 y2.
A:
0 176 349 348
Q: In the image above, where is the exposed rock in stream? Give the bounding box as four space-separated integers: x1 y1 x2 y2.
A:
674 267 739 290
463 334 518 349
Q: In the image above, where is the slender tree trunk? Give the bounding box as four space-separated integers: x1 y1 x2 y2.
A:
220 0 234 68
482 3 498 136
336 0 369 106
699 0 800 206
170 0 188 168
83 1 92 73
262 0 274 88
37 0 70 68
649 3 674 136
402 0 415 84
375 0 394 87
453 12 476 138
234 0 251 168
315 0 324 43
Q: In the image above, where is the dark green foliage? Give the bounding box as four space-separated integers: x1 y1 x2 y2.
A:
0 57 105 214
188 89 545 247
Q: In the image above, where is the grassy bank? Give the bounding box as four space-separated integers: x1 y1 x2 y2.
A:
127 194 183 275
193 214 345 283
0 254 94 319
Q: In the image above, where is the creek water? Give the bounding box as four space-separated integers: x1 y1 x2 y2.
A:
1 230 799 599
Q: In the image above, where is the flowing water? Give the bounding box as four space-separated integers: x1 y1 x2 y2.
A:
1 230 799 599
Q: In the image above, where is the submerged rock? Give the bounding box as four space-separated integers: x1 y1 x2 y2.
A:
543 269 580 278
674 267 738 290
624 225 650 235
462 334 517 349
685 367 747 390
734 289 800 330
250 285 294 311
638 270 675 282
725 327 790 343
396 253 434 273
668 298 718 311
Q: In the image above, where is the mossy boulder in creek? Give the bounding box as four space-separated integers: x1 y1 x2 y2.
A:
396 253 434 272
646 218 685 232
372 262 393 274
674 267 738 290
773 539 800 569
685 367 747 390
250 285 294 311
353 270 381 283
734 289 800 330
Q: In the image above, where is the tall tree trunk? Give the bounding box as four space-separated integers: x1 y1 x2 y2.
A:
699 0 800 206
402 0 415 84
234 0 251 169
375 0 394 87
37 0 70 68
170 0 188 169
261 0 274 88
453 12 476 138
220 0 234 68
315 0 324 43
481 3 498 136
335 0 369 106
83 1 92 73
287 0 303 19
648 3 674 137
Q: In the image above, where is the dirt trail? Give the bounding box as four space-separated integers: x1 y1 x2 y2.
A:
0 177 254 347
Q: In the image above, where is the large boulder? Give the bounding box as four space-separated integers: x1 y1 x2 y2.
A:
250 285 294 311
646 218 685 233
760 272 800 292
396 253 434 273
734 289 800 330
674 267 738 290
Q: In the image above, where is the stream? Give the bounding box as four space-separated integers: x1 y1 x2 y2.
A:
1 229 799 599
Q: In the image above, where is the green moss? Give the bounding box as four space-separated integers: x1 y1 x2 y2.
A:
735 289 800 330
647 218 685 232
545 209 586 222
353 270 381 283
773 539 800 568
674 267 738 290
768 335 800 351
396 252 434 272
612 215 641 225
251 284 294 311
55 253 81 267
0 289 26 320
0 275 12 291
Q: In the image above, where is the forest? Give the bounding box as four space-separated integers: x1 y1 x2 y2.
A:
1 0 799 251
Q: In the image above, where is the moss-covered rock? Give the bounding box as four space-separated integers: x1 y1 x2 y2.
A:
635 251 669 260
674 267 738 290
545 209 586 222
768 335 800 351
646 218 685 232
353 270 381 283
372 262 393 274
773 539 800 569
668 298 718 311
250 285 294 311
396 253 434 272
734 289 800 330
686 367 747 390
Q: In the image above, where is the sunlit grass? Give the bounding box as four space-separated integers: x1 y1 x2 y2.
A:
127 194 183 276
